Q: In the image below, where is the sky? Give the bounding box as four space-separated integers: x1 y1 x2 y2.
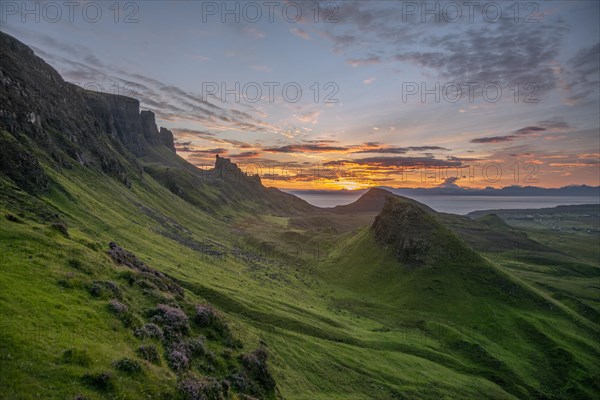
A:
1 0 599 190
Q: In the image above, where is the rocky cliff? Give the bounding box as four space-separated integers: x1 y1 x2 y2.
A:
371 197 438 264
214 154 261 185
159 127 176 152
140 110 175 152
0 31 175 192
0 31 317 216
371 195 480 266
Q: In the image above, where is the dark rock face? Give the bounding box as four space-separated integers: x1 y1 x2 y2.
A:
84 91 147 156
140 110 176 152
0 31 176 193
332 187 392 213
159 127 176 152
371 197 437 264
85 98 175 156
140 110 159 146
214 154 237 173
214 154 260 185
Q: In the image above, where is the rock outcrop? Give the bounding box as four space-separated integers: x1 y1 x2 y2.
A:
214 154 261 185
159 127 176 152
84 92 147 156
371 196 439 264
331 187 389 213
0 31 176 193
371 195 478 265
141 110 175 151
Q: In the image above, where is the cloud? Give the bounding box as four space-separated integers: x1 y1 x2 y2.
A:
315 1 421 52
229 151 261 158
171 128 216 139
328 156 462 168
318 31 358 53
471 136 515 144
353 145 448 154
250 64 273 73
303 139 340 144
470 119 570 144
362 77 376 85
177 147 228 155
394 18 569 97
438 177 461 189
347 56 382 67
290 27 310 40
564 42 600 103
513 126 546 135
171 128 254 149
263 144 348 153
255 142 449 156
549 159 600 167
243 26 265 39
447 156 480 163
315 1 568 98
295 111 320 124
539 119 571 130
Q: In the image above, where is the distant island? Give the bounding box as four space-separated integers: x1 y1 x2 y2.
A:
289 185 600 197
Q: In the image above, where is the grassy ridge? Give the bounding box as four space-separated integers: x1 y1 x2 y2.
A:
2 158 600 398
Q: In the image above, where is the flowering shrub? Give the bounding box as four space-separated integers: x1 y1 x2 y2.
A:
108 242 184 298
228 373 251 394
186 335 207 357
108 299 134 327
178 376 202 399
178 376 225 400
151 304 189 337
108 299 128 314
194 304 220 327
137 344 160 364
239 347 276 394
167 348 190 371
90 281 122 299
134 323 164 340
194 304 232 341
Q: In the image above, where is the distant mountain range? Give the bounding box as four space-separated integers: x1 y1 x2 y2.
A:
290 184 600 197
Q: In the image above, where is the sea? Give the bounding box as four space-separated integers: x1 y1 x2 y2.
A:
289 193 600 215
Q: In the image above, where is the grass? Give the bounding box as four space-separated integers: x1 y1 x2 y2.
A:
1 158 599 399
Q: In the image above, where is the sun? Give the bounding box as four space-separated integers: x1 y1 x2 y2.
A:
335 180 367 191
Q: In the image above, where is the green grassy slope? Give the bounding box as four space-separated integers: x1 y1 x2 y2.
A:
0 162 509 399
0 166 285 399
2 148 600 399
314 198 600 399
